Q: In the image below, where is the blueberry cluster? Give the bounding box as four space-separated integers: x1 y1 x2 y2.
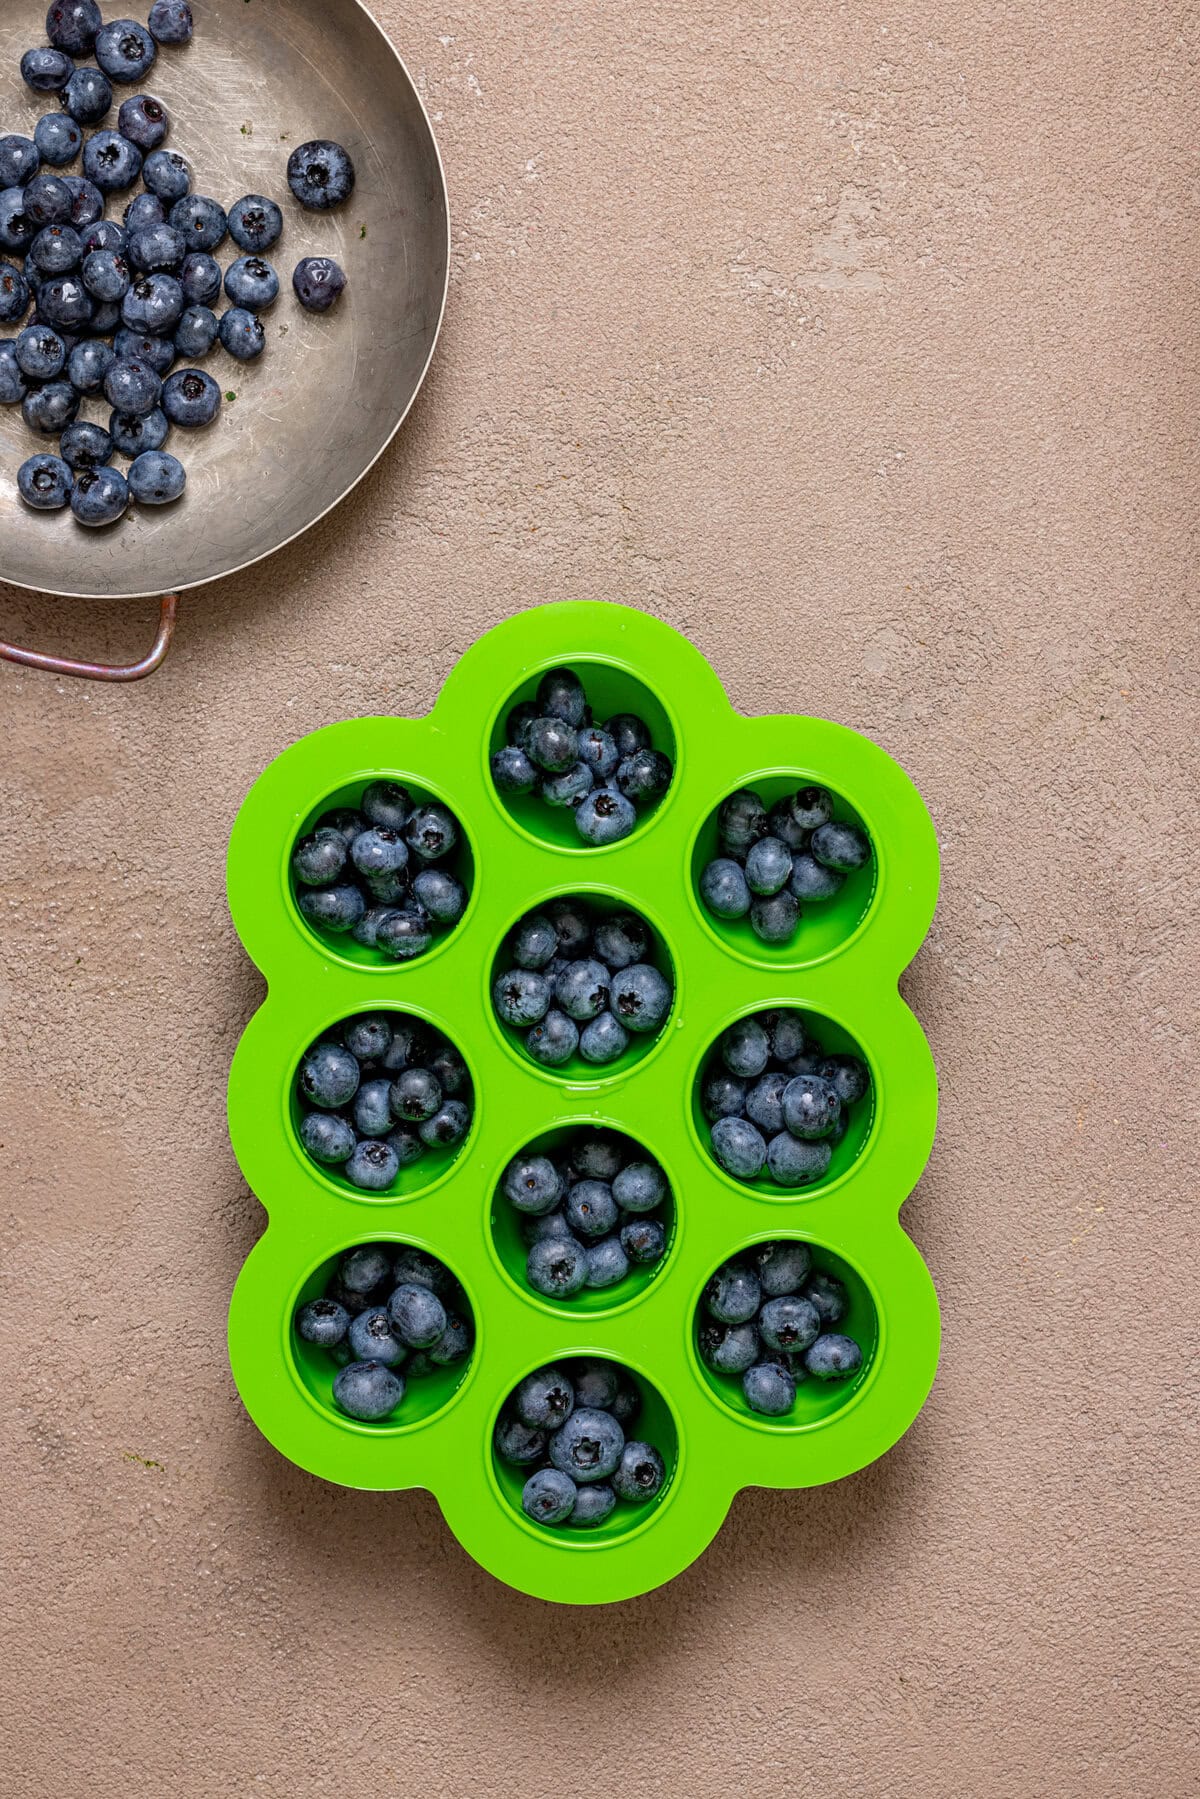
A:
296 1013 472 1191
291 781 467 960
701 1007 870 1187
295 1243 473 1423
492 900 674 1069
699 786 872 946
2 3 352 525
494 1360 667 1529
698 1241 864 1416
500 1129 669 1300
491 666 674 846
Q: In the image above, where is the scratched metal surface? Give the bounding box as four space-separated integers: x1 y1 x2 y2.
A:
0 0 448 600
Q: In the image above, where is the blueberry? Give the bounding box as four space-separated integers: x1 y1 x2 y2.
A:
578 1011 629 1064
83 130 143 193
427 1043 469 1096
174 303 217 357
701 1068 747 1120
616 748 672 804
549 1407 624 1483
90 300 122 333
526 1234 587 1298
147 0 193 45
765 797 810 852
375 906 432 961
611 1440 665 1502
67 337 115 392
295 1296 349 1347
33 113 82 165
515 1364 575 1430
522 714 578 774
817 1053 870 1105
567 1482 617 1528
765 1133 832 1187
429 1309 472 1366
298 1110 355 1165
23 380 78 434
355 784 409 834
789 853 844 901
502 1152 562 1215
533 666 586 727
804 1333 863 1380
404 803 457 861
710 1115 766 1180
417 1098 471 1150
620 1218 665 1264
744 835 793 896
721 1017 770 1078
35 273 93 329
64 177 105 228
218 193 282 260
388 1067 441 1125
59 420 112 470
569 1359 620 1409
0 191 36 256
718 788 768 856
751 1239 812 1297
608 962 671 1033
698 1320 759 1374
565 1179 618 1240
17 452 72 508
80 248 129 301
171 198 228 255
95 19 157 82
744 1071 789 1136
611 1159 665 1213
117 93 168 149
0 137 40 190
494 1410 547 1464
509 912 557 969
575 785 637 845
287 139 356 211
122 192 164 234
383 1283 444 1350
62 66 112 124
46 0 102 54
346 1308 405 1367
760 1295 822 1354
802 1269 849 1327
566 1131 621 1182
750 890 801 944
553 957 609 1022
15 325 63 380
128 222 184 271
699 857 751 920
591 917 647 976
337 1245 391 1296
69 463 128 525
293 254 346 312
605 713 650 759
811 820 872 873
24 173 72 229
225 253 278 310
540 761 593 808
490 744 537 794
544 897 592 958
411 867 465 924
493 967 550 1028
122 273 183 334
575 726 619 781
389 1246 453 1296
743 1361 796 1415
0 342 28 406
114 324 174 371
23 47 75 93
333 1359 403 1420
781 1073 841 1140
108 406 168 456
142 148 188 201
299 1042 359 1112
382 1122 423 1167
103 355 159 416
349 1076 392 1138
788 785 835 831
522 1467 577 1525
161 366 220 426
348 825 407 881
704 1259 762 1324
343 1140 397 1190
524 1008 577 1066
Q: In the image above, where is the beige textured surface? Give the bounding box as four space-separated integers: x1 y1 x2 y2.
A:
2 2 1197 1793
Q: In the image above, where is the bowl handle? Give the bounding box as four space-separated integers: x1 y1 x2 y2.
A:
0 592 179 682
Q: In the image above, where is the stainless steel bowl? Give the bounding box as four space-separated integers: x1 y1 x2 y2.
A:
0 0 449 677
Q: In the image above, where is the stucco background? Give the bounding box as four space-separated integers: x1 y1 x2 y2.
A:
2 1 1196 1793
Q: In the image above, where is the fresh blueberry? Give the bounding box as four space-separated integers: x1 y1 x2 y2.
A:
744 835 793 896
502 1152 562 1215
81 247 129 300
114 323 174 370
575 786 637 845
704 1259 762 1324
299 1041 359 1109
104 355 161 416
287 139 356 211
89 299 121 333
540 761 593 808
521 714 578 774
566 1483 616 1528
46 0 102 55
344 1139 399 1190
390 1245 454 1295
351 1076 394 1138
765 1133 832 1187
293 254 346 312
750 890 801 944
802 1269 849 1326
24 173 72 228
59 420 112 470
165 195 226 256
508 912 557 969
521 1467 576 1525
569 1359 620 1409
743 1361 796 1415
22 380 78 434
804 1333 863 1380
788 786 834 831
817 1053 870 1106
605 713 650 759
429 1309 472 1367
525 1008 579 1066
416 1098 470 1150
82 130 142 192
781 1074 841 1140
490 744 536 794
750 1239 811 1297
494 1409 548 1464
295 1296 349 1347
701 1067 746 1119
161 365 219 425
0 264 30 324
66 337 114 393
608 962 671 1034
698 1320 760 1374
359 780 412 830
744 1071 789 1136
0 191 36 255
62 65 112 124
554 957 609 1021
721 1017 770 1078
611 1440 665 1502
514 1364 575 1430
578 1010 629 1064
616 748 672 804
389 1067 441 1125
338 1245 391 1296
23 47 75 93
576 725 619 780
544 897 592 958
387 1283 446 1349
332 1359 403 1420
16 326 67 380
767 797 810 852
493 967 550 1028
571 1131 626 1181
718 788 768 857
95 19 157 82
534 666 587 727
173 302 217 357
710 1115 766 1180
811 820 872 872
17 452 72 508
225 192 283 254
147 0 193 45
620 1217 665 1264
699 858 751 920
298 1110 355 1165
505 699 539 744
549 1407 624 1483
348 1307 406 1367
117 92 168 149
121 272 183 334
0 137 40 190
564 1179 618 1240
122 191 163 234
63 176 104 226
142 147 188 201
411 867 465 924
759 1296 821 1354
593 912 649 971
224 253 278 310
175 254 220 312
108 405 168 456
33 113 82 165
374 905 432 961
349 825 408 881
34 272 93 329
526 1235 587 1299
69 463 128 525
128 222 183 271
611 1159 665 1213
427 1042 469 1097
0 342 28 405
786 855 843 906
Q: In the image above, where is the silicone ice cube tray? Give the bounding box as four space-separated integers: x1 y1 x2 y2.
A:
226 601 941 1605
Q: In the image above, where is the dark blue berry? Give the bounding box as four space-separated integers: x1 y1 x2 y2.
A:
788 786 835 830
128 449 184 503
526 1009 578 1066
802 1270 849 1326
0 191 36 255
490 744 536 794
174 303 217 357
63 175 104 226
224 253 278 309
142 147 188 201
178 251 220 307
147 0 193 46
227 192 282 252
387 1282 446 1349
66 337 114 392
389 1066 441 1123
514 1364 575 1430
745 835 793 896
117 93 168 149
502 1152 562 1214
411 867 465 923
566 1483 616 1527
298 1110 354 1165
81 247 130 300
128 222 183 271
576 725 619 779
751 1239 812 1297
104 355 160 416
578 1011 628 1064
17 451 72 508
549 1407 624 1483
374 906 431 961
521 1467 576 1524
345 1139 399 1191
611 1440 664 1501
575 786 636 845
0 136 40 188
494 1410 547 1465
743 1361 795 1415
295 1296 349 1347
526 1235 587 1298
299 1040 359 1109
804 1333 863 1380
22 47 75 93
95 19 157 82
416 1098 470 1149
70 463 128 525
718 787 768 855
699 1320 759 1374
781 1073 841 1140
83 130 143 192
62 65 112 124
46 1 102 56
108 405 168 456
287 139 355 211
24 172 72 227
611 1159 665 1212
704 1259 761 1324
616 747 672 803
348 1308 405 1367
493 967 550 1027
759 1296 821 1353
564 1179 618 1240
15 326 66 379
33 112 81 164
293 255 346 312
332 1360 403 1420
123 191 164 233
0 263 30 324
620 1217 665 1264
122 271 183 334
59 420 112 470
789 852 844 901
0 343 28 406
811 820 872 872
750 890 800 943
700 857 750 919
114 324 174 372
765 1132 831 1187
540 761 593 807
23 379 78 434
710 1115 766 1180
218 305 264 360
159 365 220 426
608 962 671 1033
605 713 650 758
35 272 93 329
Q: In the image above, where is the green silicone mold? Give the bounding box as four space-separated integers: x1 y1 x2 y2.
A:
226 602 941 1605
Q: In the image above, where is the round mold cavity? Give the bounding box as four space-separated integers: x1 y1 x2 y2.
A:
286 773 475 969
489 1124 677 1315
691 1004 875 1200
486 656 678 853
288 1237 476 1434
288 1007 476 1202
488 891 677 1086
490 1356 679 1543
690 773 878 968
692 1237 879 1431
